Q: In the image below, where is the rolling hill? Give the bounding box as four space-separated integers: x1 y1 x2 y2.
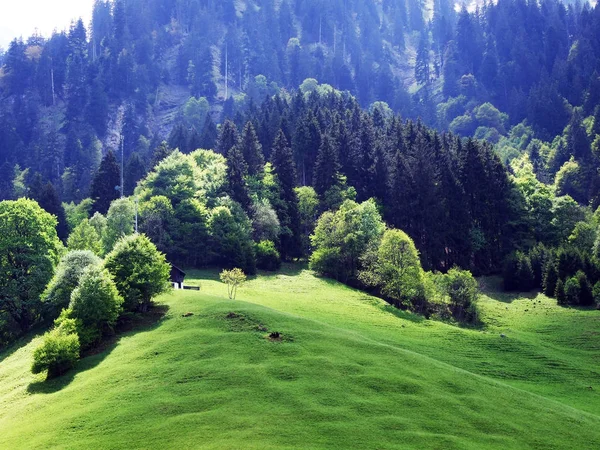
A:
0 265 599 449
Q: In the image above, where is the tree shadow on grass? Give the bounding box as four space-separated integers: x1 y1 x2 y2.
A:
27 304 169 395
0 328 46 365
478 276 538 304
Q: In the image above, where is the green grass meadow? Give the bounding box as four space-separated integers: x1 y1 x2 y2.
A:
0 265 599 449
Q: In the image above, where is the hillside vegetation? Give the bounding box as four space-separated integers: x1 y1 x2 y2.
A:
1 265 598 449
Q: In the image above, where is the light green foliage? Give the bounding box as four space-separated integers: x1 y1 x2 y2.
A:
251 199 280 242
42 251 102 316
295 186 319 255
89 212 107 243
551 195 585 244
31 326 80 379
103 198 135 254
104 234 170 312
139 151 198 205
12 165 29 198
69 265 124 348
63 199 93 232
310 199 385 282
299 78 318 94
473 102 508 134
360 229 424 308
219 268 246 299
183 96 209 132
255 241 281 271
568 221 596 254
67 219 103 255
0 199 63 332
555 157 585 202
190 149 227 203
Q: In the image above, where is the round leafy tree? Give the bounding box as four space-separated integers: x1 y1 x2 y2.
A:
42 250 102 318
104 234 170 312
69 265 124 348
31 327 80 379
0 199 63 332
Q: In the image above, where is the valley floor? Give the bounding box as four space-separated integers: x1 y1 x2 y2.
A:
0 265 599 449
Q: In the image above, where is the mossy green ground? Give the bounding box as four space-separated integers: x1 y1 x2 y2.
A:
0 265 599 449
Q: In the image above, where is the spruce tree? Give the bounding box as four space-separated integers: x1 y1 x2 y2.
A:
415 32 431 86
226 145 252 213
200 114 218 150
0 162 14 200
151 141 173 170
271 130 302 259
37 182 69 242
313 134 341 198
239 122 265 177
216 120 239 155
124 153 147 196
90 151 121 215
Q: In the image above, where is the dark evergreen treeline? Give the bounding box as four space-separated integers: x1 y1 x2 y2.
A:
218 88 518 275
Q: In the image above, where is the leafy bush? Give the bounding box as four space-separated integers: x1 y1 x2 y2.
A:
69 265 124 349
359 229 424 309
576 271 594 306
104 234 170 312
67 219 103 255
42 251 102 318
564 276 581 306
31 327 80 379
255 241 281 271
220 268 247 300
310 199 385 282
209 206 256 275
441 268 480 323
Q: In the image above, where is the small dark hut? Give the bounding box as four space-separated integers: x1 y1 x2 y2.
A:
170 264 186 289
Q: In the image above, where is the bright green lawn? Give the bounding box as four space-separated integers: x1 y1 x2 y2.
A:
0 264 599 449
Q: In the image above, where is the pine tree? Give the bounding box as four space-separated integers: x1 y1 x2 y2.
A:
216 120 239 155
313 134 341 198
239 122 265 177
124 152 147 196
90 151 121 215
151 141 173 170
0 162 14 200
226 145 252 212
200 114 219 150
415 32 431 86
168 123 189 153
271 130 302 259
37 182 69 241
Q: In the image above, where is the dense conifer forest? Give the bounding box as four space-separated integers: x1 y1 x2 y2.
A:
2 0 600 343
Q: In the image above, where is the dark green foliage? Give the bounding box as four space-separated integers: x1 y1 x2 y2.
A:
239 122 265 178
503 252 535 292
255 241 282 272
563 276 581 306
313 134 342 200
90 151 121 215
217 121 239 156
576 271 594 307
209 206 256 275
442 268 479 323
555 279 566 305
124 153 147 196
0 199 62 333
543 260 559 298
271 130 302 260
35 182 69 242
226 145 252 213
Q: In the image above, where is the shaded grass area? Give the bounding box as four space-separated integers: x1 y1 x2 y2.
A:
0 264 598 449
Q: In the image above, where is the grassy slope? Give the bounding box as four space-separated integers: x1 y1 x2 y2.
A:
0 265 598 449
